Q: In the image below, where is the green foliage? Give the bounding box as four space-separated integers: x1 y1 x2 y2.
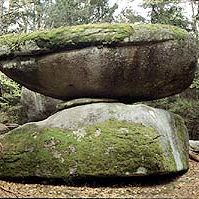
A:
46 0 118 28
0 72 21 97
0 72 22 124
190 71 199 89
145 93 199 140
116 8 146 23
142 0 190 29
0 73 21 111
0 73 25 124
1 0 118 34
1 0 53 34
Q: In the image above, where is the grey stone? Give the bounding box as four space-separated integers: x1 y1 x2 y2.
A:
21 87 63 122
21 87 119 121
0 24 197 101
189 140 199 152
0 103 189 180
56 98 119 110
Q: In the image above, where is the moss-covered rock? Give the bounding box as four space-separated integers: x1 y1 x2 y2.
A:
0 23 197 101
0 103 189 180
0 23 191 58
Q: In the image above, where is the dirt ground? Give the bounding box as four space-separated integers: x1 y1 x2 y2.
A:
0 159 199 198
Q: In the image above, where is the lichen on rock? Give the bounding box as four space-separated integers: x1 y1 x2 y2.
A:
0 120 173 179
0 23 196 101
0 23 190 59
0 103 189 180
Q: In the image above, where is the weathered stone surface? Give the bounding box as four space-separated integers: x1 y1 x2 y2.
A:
21 87 62 122
0 24 197 101
189 140 199 162
189 140 199 152
21 87 118 121
0 103 189 180
0 23 191 58
0 123 19 135
56 98 118 111
4 123 19 131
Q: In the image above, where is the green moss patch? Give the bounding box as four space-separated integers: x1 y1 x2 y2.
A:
0 23 189 59
0 120 179 180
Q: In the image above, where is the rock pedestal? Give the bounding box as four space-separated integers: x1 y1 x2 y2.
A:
0 103 189 179
0 23 197 181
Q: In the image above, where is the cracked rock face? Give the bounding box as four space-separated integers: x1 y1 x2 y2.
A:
0 23 197 101
0 103 189 180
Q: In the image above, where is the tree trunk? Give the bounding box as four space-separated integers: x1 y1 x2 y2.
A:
190 0 199 38
0 0 4 34
151 5 156 24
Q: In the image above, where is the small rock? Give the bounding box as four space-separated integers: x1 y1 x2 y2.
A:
5 123 20 131
56 98 118 110
189 140 199 152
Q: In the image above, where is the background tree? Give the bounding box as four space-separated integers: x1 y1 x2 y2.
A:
1 0 118 32
88 0 118 23
46 0 118 28
116 7 145 23
2 0 53 33
0 0 3 34
190 0 199 38
142 0 189 29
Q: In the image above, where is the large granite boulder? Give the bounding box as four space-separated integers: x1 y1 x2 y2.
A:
0 103 189 180
0 24 197 101
21 87 63 122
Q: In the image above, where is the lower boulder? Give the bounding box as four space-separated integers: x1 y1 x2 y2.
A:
0 103 189 181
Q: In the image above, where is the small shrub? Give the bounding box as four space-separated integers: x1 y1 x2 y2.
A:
190 71 199 90
0 72 22 124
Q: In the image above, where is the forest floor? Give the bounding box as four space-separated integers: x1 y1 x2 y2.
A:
0 159 199 198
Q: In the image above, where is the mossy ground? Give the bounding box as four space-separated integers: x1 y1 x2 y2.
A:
0 120 178 180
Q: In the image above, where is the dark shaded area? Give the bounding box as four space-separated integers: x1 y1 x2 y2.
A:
0 39 174 61
0 170 187 188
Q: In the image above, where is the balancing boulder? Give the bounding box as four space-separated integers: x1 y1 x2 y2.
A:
0 23 197 101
